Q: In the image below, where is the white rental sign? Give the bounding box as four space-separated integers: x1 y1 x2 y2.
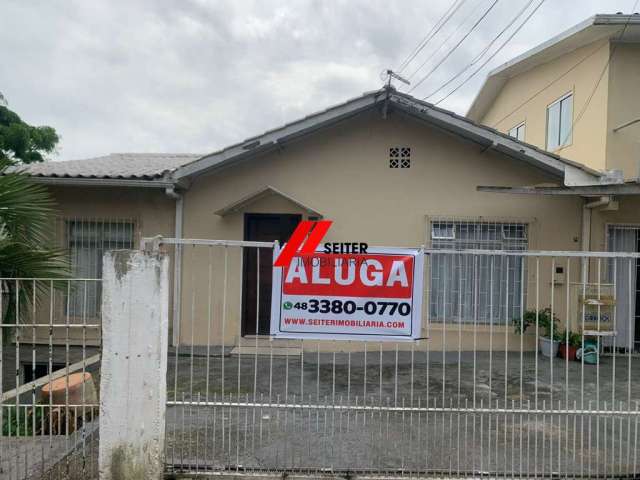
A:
270 247 424 341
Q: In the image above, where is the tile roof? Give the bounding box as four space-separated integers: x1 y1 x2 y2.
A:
18 153 202 180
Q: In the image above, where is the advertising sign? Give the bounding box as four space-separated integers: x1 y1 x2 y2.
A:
270 246 424 341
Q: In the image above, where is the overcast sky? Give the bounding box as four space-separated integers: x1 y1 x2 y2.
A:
1 0 636 160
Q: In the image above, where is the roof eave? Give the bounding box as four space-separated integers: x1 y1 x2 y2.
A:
174 90 386 180
389 94 602 183
478 182 640 195
30 176 175 188
173 88 601 187
466 14 640 120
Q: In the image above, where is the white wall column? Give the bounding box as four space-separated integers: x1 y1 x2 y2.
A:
99 250 169 480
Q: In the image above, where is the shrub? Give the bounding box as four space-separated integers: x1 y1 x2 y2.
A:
513 308 562 341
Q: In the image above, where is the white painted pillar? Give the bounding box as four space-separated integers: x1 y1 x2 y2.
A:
99 250 169 480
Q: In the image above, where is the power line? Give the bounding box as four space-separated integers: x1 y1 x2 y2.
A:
422 0 535 101
408 0 500 94
432 0 546 105
406 0 487 82
488 41 608 127
396 0 468 73
556 0 640 153
487 1 638 130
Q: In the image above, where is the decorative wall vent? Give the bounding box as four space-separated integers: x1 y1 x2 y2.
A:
389 147 410 168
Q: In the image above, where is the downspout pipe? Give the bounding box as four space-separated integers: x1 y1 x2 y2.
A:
581 196 614 283
166 186 183 347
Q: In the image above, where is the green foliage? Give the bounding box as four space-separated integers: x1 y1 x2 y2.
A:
0 157 69 339
2 405 46 436
512 308 562 341
561 329 582 348
0 99 58 164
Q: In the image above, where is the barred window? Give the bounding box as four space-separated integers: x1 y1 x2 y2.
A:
429 219 528 324
66 220 135 317
389 147 410 168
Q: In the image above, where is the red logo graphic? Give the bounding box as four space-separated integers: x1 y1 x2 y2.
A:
274 220 333 267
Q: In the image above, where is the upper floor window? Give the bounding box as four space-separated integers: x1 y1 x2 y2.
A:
508 122 525 141
546 93 573 151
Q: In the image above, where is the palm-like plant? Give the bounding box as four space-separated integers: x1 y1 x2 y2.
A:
0 157 68 341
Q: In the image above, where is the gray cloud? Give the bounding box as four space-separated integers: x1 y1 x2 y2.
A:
0 0 633 160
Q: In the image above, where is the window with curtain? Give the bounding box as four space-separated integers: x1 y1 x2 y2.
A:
66 220 134 317
606 225 639 350
546 93 573 150
429 220 528 324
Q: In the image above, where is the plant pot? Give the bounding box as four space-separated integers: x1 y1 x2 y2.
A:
558 343 577 360
538 336 559 358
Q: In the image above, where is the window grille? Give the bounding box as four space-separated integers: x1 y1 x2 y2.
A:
65 219 135 317
429 219 528 324
389 147 410 168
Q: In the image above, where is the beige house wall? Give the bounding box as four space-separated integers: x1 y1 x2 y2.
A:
481 39 611 173
27 186 176 345
32 117 640 352
178 111 586 351
606 43 640 177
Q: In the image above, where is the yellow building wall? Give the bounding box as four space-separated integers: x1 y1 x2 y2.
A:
481 39 611 173
606 43 640 178
26 186 176 345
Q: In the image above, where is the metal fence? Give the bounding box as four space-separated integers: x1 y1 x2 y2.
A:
0 278 101 480
150 238 640 478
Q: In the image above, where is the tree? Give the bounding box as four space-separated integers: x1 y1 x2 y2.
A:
0 93 59 164
0 157 68 339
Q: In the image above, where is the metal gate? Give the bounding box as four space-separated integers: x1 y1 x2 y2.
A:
152 238 640 478
0 277 101 480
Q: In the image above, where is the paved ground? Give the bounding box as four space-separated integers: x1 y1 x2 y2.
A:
165 349 640 477
0 423 98 480
2 346 639 478
1 346 99 480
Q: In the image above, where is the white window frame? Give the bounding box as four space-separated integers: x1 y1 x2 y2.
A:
546 92 573 151
431 222 456 240
508 121 526 142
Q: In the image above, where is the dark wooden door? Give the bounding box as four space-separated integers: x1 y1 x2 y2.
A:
242 213 301 336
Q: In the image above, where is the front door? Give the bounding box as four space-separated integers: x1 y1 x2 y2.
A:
242 213 301 336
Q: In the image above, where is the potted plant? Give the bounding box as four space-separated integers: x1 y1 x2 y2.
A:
559 329 581 360
513 308 562 358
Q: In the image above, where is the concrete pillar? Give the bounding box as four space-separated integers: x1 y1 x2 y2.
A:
99 250 169 480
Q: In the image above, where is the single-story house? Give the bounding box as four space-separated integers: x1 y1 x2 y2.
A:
18 87 640 351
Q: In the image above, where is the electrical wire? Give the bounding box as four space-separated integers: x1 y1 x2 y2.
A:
556 0 640 152
487 42 608 127
408 0 500 94
486 1 638 129
422 0 535 101
432 0 546 105
396 0 468 73
406 0 487 82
